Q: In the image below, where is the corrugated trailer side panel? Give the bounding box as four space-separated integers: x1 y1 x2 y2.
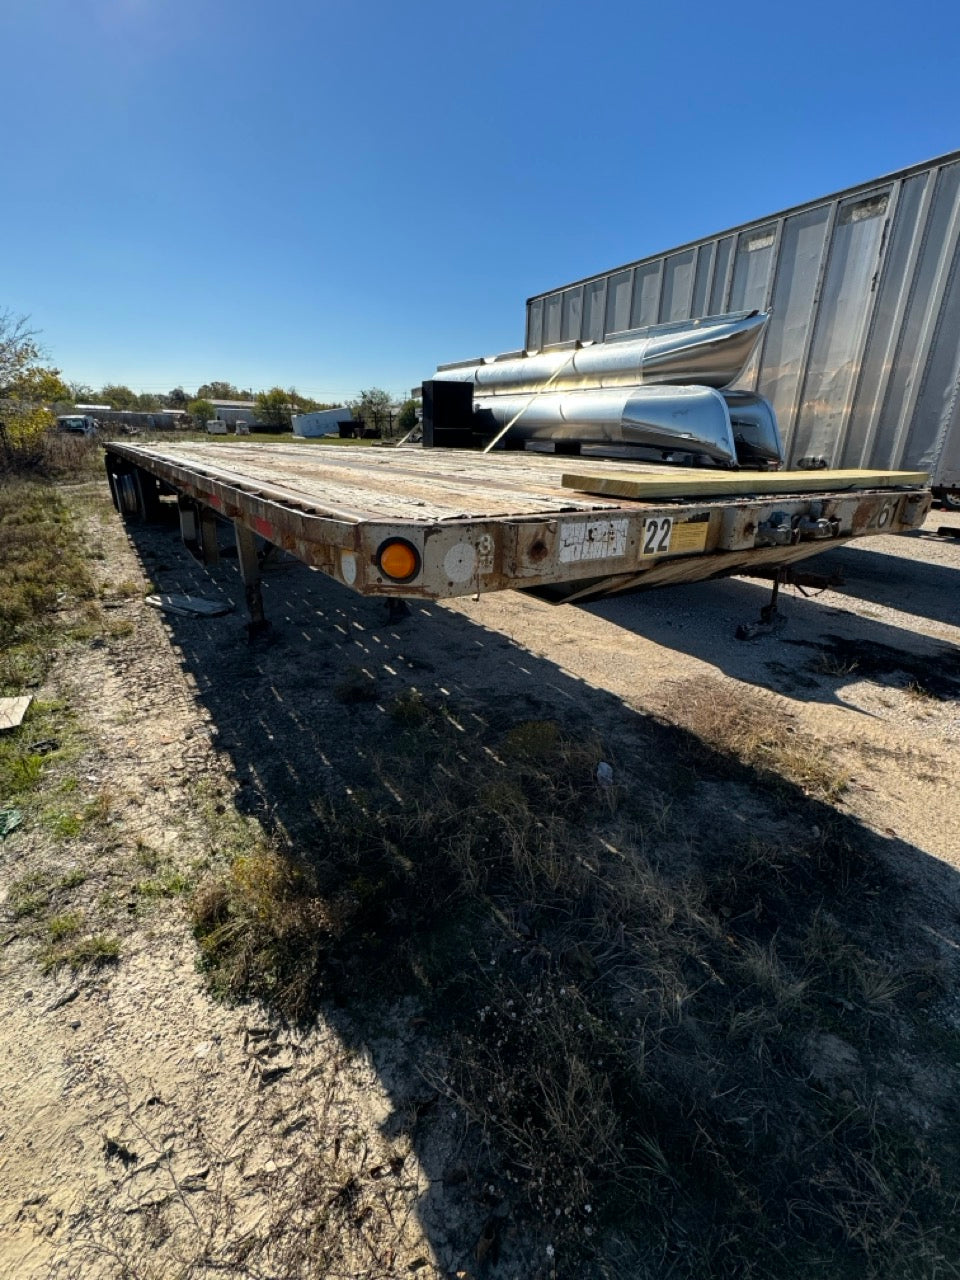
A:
525 152 960 487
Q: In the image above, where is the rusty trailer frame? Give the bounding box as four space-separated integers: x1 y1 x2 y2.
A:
103 441 931 621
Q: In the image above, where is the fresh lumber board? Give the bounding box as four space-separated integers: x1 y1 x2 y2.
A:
560 468 930 501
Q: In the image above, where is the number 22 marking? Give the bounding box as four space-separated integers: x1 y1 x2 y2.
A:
643 517 673 556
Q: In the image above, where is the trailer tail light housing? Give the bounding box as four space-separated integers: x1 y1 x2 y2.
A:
377 538 421 583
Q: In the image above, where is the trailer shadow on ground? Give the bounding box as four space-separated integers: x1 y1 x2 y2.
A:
580 552 960 708
802 527 960 630
118 515 960 1279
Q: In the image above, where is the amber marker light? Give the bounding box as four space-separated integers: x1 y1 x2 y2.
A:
376 538 421 583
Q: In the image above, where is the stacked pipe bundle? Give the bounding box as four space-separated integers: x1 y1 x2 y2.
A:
431 310 784 467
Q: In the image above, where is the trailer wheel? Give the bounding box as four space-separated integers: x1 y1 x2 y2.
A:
119 473 142 519
107 463 161 523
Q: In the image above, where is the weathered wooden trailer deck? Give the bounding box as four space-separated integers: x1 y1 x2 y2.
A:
104 442 932 617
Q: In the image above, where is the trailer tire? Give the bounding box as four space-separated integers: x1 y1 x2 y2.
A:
107 467 141 520
108 464 162 523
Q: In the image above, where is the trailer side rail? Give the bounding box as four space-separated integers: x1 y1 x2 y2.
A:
104 442 931 613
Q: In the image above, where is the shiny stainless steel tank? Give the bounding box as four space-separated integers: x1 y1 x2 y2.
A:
721 390 783 466
473 385 738 464
435 311 768 394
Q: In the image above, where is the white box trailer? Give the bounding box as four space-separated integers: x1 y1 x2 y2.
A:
526 150 960 503
292 408 350 438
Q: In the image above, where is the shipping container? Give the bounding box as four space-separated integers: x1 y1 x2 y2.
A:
526 151 960 499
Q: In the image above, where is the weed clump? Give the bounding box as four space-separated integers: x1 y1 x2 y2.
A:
41 933 121 973
0 479 97 694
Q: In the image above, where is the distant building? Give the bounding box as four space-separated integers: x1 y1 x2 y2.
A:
292 408 352 437
208 399 257 427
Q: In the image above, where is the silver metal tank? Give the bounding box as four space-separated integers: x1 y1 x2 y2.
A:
434 311 768 394
473 385 738 465
721 390 783 466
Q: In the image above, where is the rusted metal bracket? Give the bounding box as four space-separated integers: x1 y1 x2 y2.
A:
739 564 846 593
198 507 220 565
234 521 269 638
177 496 201 558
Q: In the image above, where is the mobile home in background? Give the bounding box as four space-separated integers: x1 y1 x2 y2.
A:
525 151 960 502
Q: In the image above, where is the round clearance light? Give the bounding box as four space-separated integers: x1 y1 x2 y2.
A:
377 538 421 583
339 550 358 586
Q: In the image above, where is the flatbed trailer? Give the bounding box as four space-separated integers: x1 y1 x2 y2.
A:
103 441 931 622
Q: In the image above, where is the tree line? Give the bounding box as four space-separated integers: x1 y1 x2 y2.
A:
2 309 416 447
64 380 339 431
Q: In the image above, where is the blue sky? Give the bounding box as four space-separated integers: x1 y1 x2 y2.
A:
2 0 958 403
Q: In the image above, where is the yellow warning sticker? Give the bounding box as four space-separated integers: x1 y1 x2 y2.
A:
668 519 709 555
641 516 710 557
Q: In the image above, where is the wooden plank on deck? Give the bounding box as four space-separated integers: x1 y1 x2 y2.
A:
560 468 930 501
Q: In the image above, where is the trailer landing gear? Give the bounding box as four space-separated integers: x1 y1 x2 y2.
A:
735 568 787 640
734 564 846 640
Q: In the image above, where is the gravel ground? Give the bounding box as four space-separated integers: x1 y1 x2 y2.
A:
1 490 958 1278
451 510 960 871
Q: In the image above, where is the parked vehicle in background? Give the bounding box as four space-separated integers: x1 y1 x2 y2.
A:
56 414 98 437
57 407 183 434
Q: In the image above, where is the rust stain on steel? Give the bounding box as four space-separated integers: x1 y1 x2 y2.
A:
557 539 860 602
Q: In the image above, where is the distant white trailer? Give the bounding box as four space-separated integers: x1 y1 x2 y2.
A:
292 408 350 438
208 400 257 428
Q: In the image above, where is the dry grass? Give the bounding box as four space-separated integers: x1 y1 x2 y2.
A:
664 679 850 800
41 931 121 973
0 477 99 694
0 478 145 990
812 652 861 678
190 686 960 1278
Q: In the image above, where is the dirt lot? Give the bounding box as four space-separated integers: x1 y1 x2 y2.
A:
1 477 959 1279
